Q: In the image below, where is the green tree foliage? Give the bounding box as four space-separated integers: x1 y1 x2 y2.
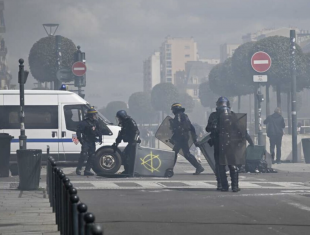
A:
198 81 217 109
209 58 241 97
104 101 128 123
29 36 77 82
250 36 307 92
178 92 195 113
128 92 156 124
151 83 179 114
231 41 256 93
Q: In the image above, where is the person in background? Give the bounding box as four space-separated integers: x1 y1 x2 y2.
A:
263 107 285 164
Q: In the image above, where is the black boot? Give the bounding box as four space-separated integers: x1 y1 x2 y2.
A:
84 156 95 176
185 154 204 175
219 165 229 191
76 167 82 175
215 164 222 191
193 165 205 175
230 166 240 192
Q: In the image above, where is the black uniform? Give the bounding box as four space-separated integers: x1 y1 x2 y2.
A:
206 111 253 191
170 111 204 173
263 112 285 163
76 118 102 173
115 116 140 176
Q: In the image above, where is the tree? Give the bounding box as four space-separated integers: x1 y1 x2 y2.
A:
178 92 195 113
29 36 77 83
104 101 128 123
250 36 307 108
128 92 156 124
199 81 217 110
151 83 179 115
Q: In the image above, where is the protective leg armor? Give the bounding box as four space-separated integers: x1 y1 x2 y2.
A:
229 165 240 192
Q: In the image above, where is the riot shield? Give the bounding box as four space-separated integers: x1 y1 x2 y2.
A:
197 134 216 173
155 116 193 156
219 113 246 166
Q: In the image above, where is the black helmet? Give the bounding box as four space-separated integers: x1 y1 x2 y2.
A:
86 107 98 119
216 97 230 108
116 110 128 121
171 103 185 114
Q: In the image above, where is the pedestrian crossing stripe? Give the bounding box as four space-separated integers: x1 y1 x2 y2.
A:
52 181 310 190
1 181 309 190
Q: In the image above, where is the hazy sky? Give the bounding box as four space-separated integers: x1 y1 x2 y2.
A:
3 0 310 107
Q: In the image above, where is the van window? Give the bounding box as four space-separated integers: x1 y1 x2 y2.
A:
63 104 112 135
0 106 58 129
63 105 85 132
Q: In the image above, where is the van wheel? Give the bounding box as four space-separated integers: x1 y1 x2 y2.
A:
92 148 122 175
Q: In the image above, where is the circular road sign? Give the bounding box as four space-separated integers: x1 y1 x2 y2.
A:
72 61 87 76
251 51 272 73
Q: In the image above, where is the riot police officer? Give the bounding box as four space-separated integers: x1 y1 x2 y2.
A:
112 110 140 176
206 97 253 192
76 107 102 176
170 103 204 175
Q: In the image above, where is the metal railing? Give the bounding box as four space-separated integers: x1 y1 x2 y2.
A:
46 154 103 235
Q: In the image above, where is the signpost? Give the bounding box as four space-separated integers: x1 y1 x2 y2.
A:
251 51 272 146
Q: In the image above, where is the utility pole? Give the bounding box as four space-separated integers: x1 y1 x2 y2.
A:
290 30 298 163
256 85 264 145
18 59 29 150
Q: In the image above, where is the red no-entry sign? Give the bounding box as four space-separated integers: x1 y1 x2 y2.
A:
251 51 272 73
72 61 87 76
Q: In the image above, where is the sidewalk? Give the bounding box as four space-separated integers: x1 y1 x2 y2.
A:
0 177 59 235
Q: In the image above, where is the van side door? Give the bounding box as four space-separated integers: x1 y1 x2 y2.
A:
59 104 86 161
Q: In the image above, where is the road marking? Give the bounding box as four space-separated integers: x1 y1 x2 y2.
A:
287 202 310 212
254 60 269 64
37 181 310 190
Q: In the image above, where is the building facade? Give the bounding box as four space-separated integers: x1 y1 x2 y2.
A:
0 1 11 90
220 43 240 62
143 52 160 92
175 60 218 100
160 37 198 84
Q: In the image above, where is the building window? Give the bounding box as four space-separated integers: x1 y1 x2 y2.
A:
166 61 172 68
185 45 190 49
194 89 198 96
167 77 172 82
166 44 171 49
185 54 190 58
166 69 172 76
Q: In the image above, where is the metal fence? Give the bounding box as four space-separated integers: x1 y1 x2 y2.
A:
46 155 103 235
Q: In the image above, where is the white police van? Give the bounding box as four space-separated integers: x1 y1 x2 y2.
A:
0 90 125 174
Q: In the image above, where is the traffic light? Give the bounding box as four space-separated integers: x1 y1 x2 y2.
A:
256 92 264 103
74 46 86 87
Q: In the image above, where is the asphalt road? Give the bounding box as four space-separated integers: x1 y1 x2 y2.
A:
70 160 310 235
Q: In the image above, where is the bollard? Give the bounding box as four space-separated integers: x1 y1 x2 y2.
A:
77 203 88 235
68 187 78 234
65 181 73 235
61 176 70 235
92 224 104 235
50 158 56 210
70 194 79 235
54 168 61 227
58 172 65 232
84 212 95 235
